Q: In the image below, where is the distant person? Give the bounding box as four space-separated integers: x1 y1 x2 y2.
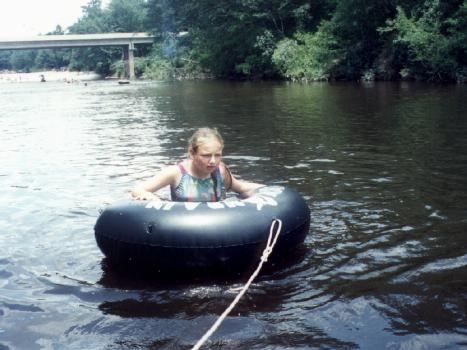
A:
40 74 46 82
132 127 263 202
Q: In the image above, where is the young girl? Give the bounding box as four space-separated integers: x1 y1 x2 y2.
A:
131 128 262 202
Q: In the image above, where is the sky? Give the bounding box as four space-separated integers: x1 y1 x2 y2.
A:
0 0 110 39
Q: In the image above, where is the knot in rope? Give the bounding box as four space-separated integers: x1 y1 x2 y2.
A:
260 219 282 262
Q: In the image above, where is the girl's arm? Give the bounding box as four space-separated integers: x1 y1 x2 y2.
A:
131 166 179 201
220 164 263 198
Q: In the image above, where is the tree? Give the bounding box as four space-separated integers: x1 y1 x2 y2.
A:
145 0 336 78
71 0 108 33
107 0 148 32
446 0 467 81
67 0 116 74
34 25 70 70
272 21 341 81
0 51 11 70
380 0 465 81
9 50 36 71
326 0 397 79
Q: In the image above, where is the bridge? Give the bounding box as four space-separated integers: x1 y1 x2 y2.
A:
0 33 155 80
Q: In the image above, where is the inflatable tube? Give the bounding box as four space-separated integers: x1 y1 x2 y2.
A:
94 186 310 274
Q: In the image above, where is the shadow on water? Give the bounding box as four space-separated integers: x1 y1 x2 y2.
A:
95 243 311 319
95 252 362 350
97 241 310 290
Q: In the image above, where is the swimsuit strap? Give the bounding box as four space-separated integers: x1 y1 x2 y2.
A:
211 167 221 201
178 162 187 174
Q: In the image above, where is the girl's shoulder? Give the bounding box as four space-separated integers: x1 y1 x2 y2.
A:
167 159 191 172
219 162 233 189
218 162 229 176
177 160 191 174
157 164 183 186
167 164 182 173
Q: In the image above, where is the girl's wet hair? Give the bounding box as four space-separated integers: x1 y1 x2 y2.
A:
188 127 224 155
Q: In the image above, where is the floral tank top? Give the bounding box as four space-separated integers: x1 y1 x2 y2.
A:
170 163 223 202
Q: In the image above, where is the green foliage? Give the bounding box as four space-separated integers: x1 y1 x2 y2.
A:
235 30 277 77
69 0 109 34
145 0 334 78
34 49 70 69
111 56 158 78
143 57 174 80
68 47 119 75
106 0 148 32
0 0 464 82
272 21 340 81
0 52 10 69
0 26 70 71
67 0 112 74
380 1 464 81
329 0 395 79
33 26 70 70
271 0 465 82
446 1 467 81
110 60 125 77
66 0 152 75
145 0 184 37
9 50 36 71
140 44 175 80
108 43 176 80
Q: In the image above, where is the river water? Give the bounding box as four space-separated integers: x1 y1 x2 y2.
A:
1 80 466 349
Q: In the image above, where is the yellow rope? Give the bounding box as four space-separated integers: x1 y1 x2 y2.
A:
191 219 283 350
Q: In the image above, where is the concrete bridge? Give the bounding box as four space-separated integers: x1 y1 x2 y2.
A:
0 33 155 79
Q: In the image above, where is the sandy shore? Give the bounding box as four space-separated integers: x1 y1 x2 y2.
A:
0 70 101 83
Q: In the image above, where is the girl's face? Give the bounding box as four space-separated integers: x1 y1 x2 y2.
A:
190 138 223 177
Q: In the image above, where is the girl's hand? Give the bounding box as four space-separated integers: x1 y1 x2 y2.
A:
132 189 160 202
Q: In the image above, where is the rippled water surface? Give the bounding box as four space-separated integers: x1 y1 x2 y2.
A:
1 80 466 349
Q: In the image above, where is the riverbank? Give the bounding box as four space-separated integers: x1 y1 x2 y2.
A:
0 70 101 83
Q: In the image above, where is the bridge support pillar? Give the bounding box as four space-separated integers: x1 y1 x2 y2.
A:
123 42 136 80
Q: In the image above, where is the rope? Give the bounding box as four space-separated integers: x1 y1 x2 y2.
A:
191 219 283 350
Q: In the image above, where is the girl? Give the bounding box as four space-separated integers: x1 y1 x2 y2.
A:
131 128 262 202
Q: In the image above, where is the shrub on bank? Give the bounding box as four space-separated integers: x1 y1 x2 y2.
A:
272 22 340 82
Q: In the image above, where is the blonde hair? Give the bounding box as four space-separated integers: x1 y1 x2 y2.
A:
187 127 224 155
